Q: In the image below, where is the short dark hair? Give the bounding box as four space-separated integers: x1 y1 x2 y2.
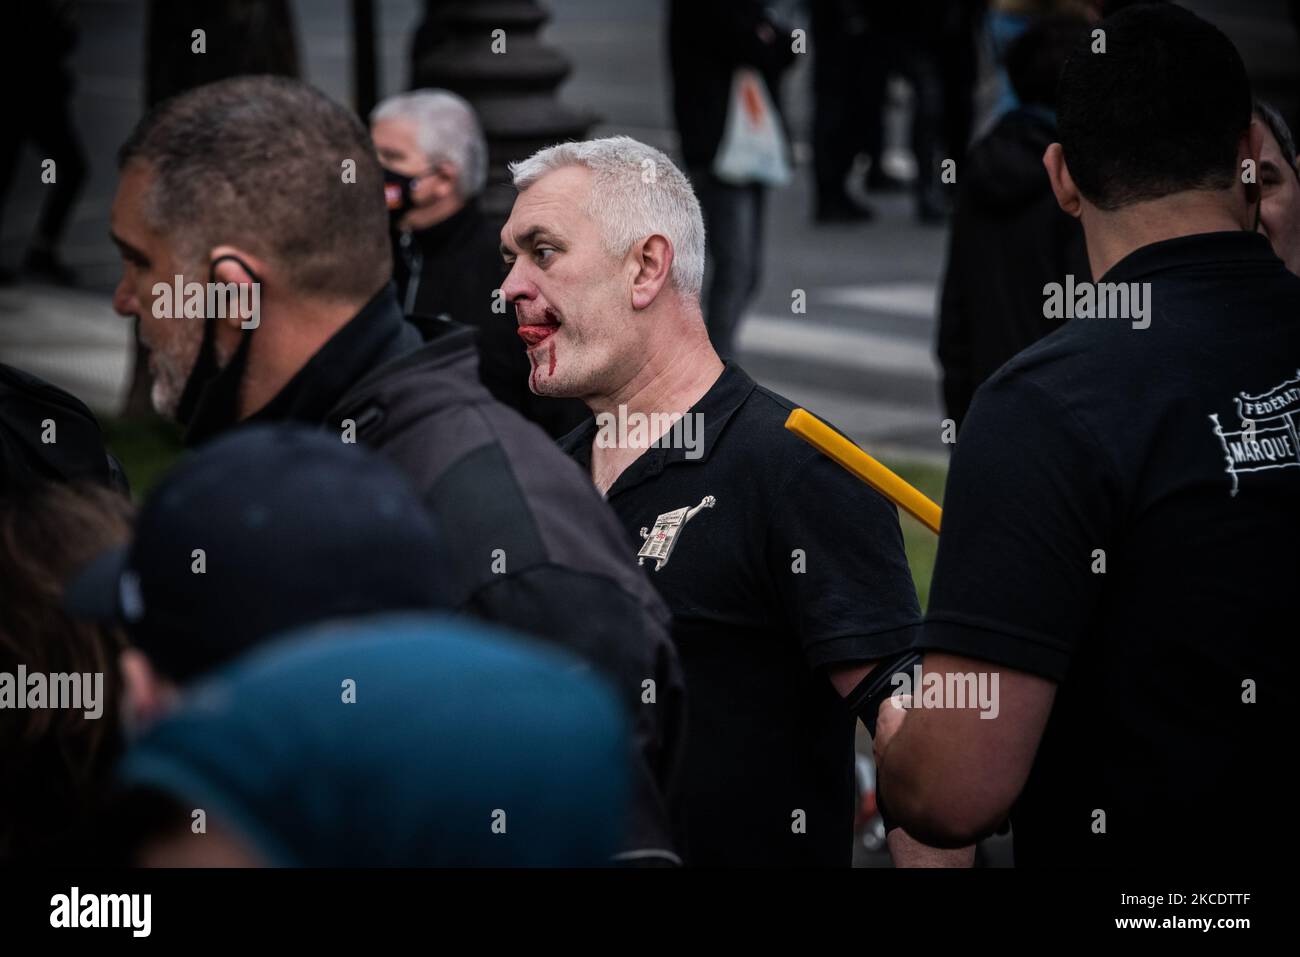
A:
1057 4 1251 210
1254 99 1299 178
1005 14 1090 111
118 75 391 301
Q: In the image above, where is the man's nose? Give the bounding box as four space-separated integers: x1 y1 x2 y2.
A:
500 259 533 305
112 274 138 318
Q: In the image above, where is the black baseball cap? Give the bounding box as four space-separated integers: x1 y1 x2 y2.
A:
0 362 126 497
64 423 447 681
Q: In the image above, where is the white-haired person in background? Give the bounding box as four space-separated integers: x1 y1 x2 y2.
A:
370 90 586 437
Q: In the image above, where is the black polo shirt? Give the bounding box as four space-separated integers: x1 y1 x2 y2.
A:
921 231 1297 867
560 363 922 866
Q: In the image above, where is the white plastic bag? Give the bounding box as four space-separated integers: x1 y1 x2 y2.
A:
711 66 792 188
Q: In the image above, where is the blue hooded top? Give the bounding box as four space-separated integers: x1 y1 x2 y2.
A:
116 613 629 866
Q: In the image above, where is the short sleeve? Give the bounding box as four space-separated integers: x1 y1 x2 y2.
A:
922 373 1120 681
766 446 923 669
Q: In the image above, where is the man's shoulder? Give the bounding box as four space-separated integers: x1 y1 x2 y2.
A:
721 380 906 522
730 379 845 472
983 316 1125 400
336 337 614 529
375 395 666 609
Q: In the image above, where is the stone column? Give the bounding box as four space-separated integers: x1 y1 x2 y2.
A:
410 0 597 216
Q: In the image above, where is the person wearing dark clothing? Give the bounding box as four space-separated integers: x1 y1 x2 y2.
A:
144 0 300 107
868 0 953 222
503 135 966 868
878 4 1294 868
810 0 877 222
108 76 686 864
668 0 797 357
559 364 924 867
938 0 985 172
372 90 588 438
936 15 1090 429
265 291 687 864
0 0 87 284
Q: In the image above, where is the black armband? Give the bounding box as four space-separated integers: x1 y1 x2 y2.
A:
845 649 923 738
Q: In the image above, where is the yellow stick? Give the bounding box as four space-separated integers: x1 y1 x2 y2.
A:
784 408 942 535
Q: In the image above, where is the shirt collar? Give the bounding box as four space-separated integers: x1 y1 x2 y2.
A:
560 361 756 497
1101 230 1280 284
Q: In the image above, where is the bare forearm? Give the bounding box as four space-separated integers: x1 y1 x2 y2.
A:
886 828 975 868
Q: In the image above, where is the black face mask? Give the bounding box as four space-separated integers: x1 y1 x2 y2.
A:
175 255 259 446
383 167 418 220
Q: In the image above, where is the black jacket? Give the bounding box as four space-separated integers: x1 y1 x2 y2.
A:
937 107 1090 428
220 285 687 861
392 201 588 438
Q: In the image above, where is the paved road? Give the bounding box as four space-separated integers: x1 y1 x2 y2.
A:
2 0 1295 466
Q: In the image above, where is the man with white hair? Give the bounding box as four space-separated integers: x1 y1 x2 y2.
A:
371 89 585 436
501 136 968 867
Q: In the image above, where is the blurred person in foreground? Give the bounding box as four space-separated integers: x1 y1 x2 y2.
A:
370 89 586 437
108 613 629 867
937 14 1090 430
1 361 126 493
65 425 449 728
0 362 132 864
0 481 133 864
68 427 630 866
876 4 1296 868
107 76 685 864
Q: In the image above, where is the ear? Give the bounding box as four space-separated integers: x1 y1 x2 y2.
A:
629 234 674 311
209 246 265 332
120 648 177 734
1043 143 1082 219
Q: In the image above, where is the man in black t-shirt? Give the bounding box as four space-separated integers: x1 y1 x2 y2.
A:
499 135 967 866
875 5 1296 867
